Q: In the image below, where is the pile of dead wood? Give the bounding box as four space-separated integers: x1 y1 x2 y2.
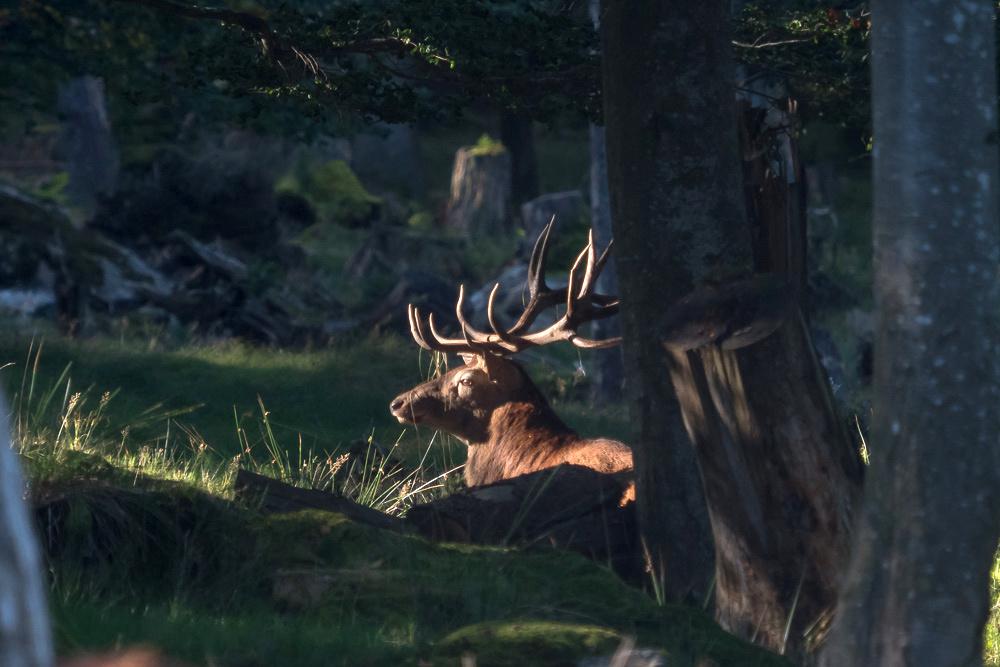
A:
0 185 337 344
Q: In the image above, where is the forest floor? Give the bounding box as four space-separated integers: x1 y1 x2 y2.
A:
6 331 999 666
6 332 792 666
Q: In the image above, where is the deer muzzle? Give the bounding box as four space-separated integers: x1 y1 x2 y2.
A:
389 388 437 425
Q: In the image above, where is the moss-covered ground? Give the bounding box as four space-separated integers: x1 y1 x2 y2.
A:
40 475 787 667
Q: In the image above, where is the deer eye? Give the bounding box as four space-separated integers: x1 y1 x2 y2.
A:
459 377 474 387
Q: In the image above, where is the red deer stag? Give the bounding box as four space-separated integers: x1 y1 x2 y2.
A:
389 220 633 488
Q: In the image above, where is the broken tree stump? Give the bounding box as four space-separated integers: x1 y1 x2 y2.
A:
444 143 512 237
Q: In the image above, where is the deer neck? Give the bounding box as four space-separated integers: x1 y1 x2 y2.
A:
486 400 576 445
464 399 579 487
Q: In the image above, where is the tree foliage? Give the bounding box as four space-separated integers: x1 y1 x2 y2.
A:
1 0 600 140
0 0 887 141
734 3 872 130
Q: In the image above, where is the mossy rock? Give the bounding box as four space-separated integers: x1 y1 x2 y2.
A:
433 620 625 667
276 159 381 228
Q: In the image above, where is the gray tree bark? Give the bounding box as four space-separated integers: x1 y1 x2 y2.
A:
588 0 624 404
819 2 1000 665
445 145 512 238
0 389 54 666
56 76 118 217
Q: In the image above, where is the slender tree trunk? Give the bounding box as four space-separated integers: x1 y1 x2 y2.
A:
588 0 623 403
500 112 539 212
601 2 862 653
0 389 54 666
56 76 118 218
820 2 1000 665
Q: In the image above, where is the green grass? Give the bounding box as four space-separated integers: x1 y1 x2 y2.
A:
0 333 631 469
52 600 408 667
985 556 1000 665
0 334 420 461
39 479 788 667
9 337 466 514
0 331 794 666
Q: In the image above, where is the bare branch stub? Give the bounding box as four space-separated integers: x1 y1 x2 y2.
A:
407 218 621 358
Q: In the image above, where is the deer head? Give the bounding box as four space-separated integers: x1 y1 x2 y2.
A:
389 219 621 446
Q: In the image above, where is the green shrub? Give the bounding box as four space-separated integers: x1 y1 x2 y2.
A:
407 210 435 231
277 159 381 228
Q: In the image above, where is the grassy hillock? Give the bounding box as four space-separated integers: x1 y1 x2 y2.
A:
38 470 792 666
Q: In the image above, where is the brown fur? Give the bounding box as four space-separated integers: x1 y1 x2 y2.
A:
390 356 633 488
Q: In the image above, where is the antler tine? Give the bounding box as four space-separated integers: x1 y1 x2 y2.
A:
595 238 614 282
418 308 457 352
508 217 564 336
526 216 556 298
568 334 624 350
576 230 597 300
590 240 620 305
485 283 518 346
408 303 483 355
407 304 432 351
564 238 593 320
426 311 471 352
454 284 498 347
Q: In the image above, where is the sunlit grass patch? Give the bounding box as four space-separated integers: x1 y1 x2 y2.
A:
984 554 1000 665
0 333 423 459
10 340 459 515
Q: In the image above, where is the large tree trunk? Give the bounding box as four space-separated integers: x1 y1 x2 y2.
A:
819 2 1000 665
601 2 863 654
661 102 862 659
601 1 742 602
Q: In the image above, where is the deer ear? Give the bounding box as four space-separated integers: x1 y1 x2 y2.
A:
459 353 479 366
479 353 522 388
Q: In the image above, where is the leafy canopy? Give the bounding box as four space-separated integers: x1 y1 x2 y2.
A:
1 1 881 140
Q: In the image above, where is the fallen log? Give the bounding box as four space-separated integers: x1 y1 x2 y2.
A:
232 469 407 533
407 465 638 578
233 466 638 578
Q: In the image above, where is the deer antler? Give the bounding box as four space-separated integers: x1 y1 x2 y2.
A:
408 218 621 356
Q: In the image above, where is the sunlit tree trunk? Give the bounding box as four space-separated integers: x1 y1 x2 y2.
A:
819 2 1000 665
0 389 53 666
588 0 623 403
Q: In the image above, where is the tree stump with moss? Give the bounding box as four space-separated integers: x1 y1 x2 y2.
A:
445 137 512 237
